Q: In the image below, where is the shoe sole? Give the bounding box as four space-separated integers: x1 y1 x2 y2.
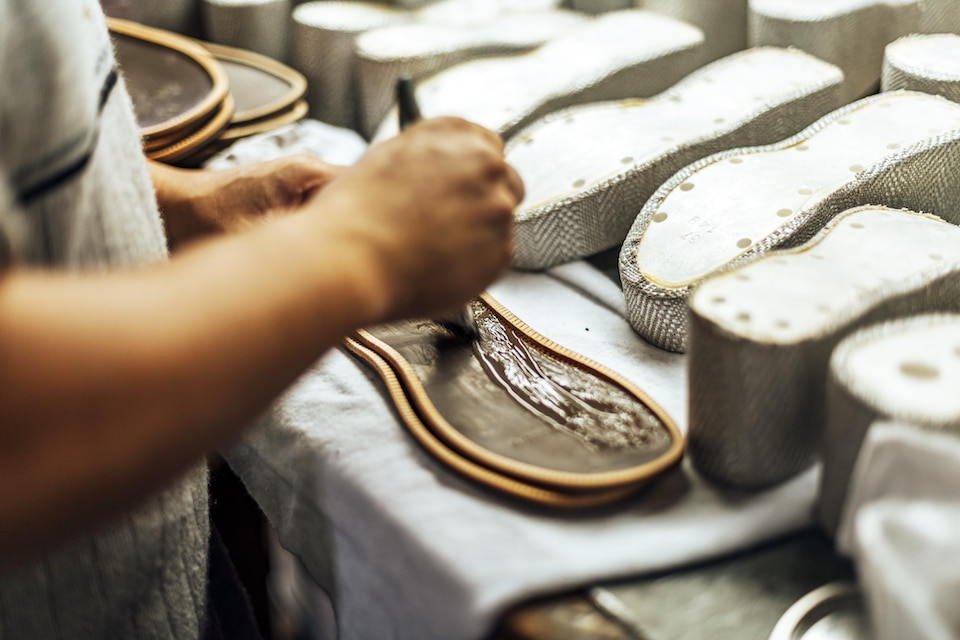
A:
686 206 960 488
621 90 960 353
507 46 843 270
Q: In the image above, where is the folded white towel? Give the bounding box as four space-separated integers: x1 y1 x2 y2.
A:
227 265 818 640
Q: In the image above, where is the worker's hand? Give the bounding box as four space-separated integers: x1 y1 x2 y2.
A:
150 155 344 251
306 117 524 322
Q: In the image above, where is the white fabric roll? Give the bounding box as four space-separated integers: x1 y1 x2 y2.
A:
853 499 960 640
748 0 921 102
203 0 292 61
292 1 410 131
883 33 960 105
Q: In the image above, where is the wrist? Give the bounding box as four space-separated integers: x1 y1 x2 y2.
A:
297 190 396 329
149 162 218 250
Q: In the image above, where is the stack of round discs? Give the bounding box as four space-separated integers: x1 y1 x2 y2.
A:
109 18 233 163
193 40 308 162
108 18 308 165
201 0 291 62
882 33 960 104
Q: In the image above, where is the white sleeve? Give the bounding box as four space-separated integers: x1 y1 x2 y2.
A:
0 170 28 267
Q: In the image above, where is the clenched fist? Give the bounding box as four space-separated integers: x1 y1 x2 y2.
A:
305 117 524 323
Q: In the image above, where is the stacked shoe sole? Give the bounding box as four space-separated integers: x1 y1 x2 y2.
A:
108 18 307 165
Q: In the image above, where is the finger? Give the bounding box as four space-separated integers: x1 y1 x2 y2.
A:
464 120 505 154
503 163 525 205
288 155 345 185
428 116 505 153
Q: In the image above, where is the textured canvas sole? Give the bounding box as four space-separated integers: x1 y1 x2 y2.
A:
356 10 586 138
686 206 960 489
507 46 843 270
621 90 960 353
819 314 960 532
749 0 921 102
291 0 568 131
372 10 705 142
882 33 960 105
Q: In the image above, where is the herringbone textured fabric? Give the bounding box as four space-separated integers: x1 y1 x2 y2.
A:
917 0 960 32
203 0 291 62
372 10 705 142
643 0 749 63
819 315 960 532
882 34 960 105
749 0 921 102
509 47 843 270
292 1 409 130
620 91 960 353
687 208 960 490
356 11 585 138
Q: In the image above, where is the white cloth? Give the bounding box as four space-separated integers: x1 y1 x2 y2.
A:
853 500 960 640
227 262 818 640
837 423 960 640
836 421 960 555
204 119 368 170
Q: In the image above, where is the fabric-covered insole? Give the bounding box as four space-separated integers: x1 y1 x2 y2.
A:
637 92 960 290
372 10 703 141
691 207 960 343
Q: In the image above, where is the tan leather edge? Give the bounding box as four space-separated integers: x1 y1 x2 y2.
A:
146 94 235 162
197 40 308 125
107 17 230 138
344 336 641 508
218 100 309 142
350 293 685 491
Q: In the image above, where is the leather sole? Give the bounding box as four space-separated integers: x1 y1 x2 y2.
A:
345 293 684 507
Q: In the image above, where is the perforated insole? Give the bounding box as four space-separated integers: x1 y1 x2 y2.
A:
686 206 960 489
638 92 960 290
749 0 920 101
505 47 842 269
819 314 960 532
691 208 960 342
835 318 960 424
513 49 838 211
372 10 704 140
357 11 586 136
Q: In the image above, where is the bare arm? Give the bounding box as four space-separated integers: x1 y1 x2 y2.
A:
0 117 522 567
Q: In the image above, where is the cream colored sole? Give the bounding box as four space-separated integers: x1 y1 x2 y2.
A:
507 46 843 270
372 10 705 142
882 33 960 104
356 10 586 138
819 314 960 532
686 206 960 488
621 90 960 352
749 0 921 102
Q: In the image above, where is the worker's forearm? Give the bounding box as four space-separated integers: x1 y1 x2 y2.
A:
0 206 383 563
0 115 521 568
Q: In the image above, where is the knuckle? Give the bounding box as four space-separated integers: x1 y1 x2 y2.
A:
490 198 515 223
478 152 507 178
